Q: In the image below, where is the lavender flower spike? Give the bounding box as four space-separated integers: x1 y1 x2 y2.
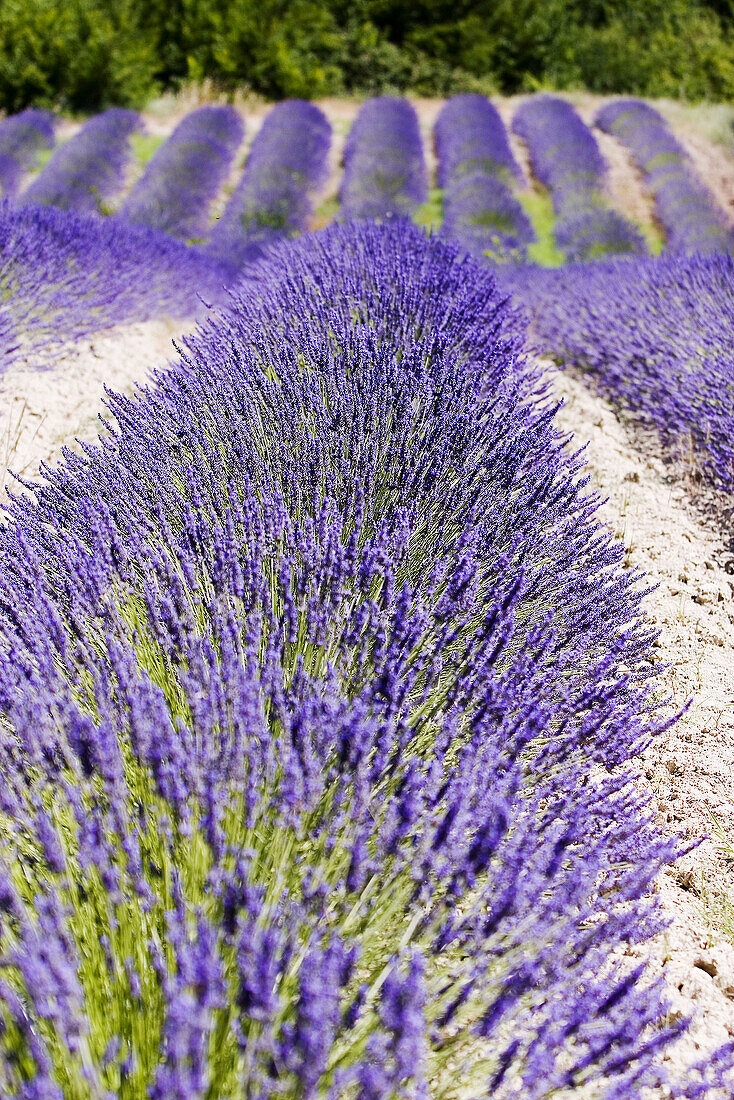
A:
21 108 140 215
0 109 56 199
497 250 734 491
435 94 521 189
119 105 244 241
339 96 428 220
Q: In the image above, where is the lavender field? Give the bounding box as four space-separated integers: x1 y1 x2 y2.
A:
0 92 733 1099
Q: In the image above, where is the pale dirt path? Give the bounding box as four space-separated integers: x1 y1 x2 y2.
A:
411 98 443 187
0 318 192 503
549 363 734 1092
593 125 658 228
313 99 360 213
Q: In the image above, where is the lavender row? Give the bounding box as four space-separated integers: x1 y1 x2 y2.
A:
512 96 645 262
497 252 734 489
434 94 534 261
0 108 56 198
435 94 521 187
119 105 244 241
0 219 727 1097
339 96 427 219
596 100 734 254
0 200 232 371
206 100 330 270
20 108 140 215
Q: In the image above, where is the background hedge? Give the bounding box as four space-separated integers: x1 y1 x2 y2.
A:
0 0 733 113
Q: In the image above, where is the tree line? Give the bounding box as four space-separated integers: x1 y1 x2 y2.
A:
1 0 733 112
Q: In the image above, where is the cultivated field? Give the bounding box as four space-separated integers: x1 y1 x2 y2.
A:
0 91 733 1098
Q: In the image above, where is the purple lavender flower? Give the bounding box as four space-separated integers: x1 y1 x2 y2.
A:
20 109 141 215
339 97 427 220
119 106 244 241
497 250 734 489
513 96 645 262
379 951 427 1090
514 96 604 188
435 94 521 189
0 220 727 1096
0 199 232 371
206 100 330 270
435 95 534 261
150 909 226 1099
596 100 734 254
0 109 56 199
441 170 537 261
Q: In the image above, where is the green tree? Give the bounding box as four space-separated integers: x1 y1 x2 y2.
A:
0 0 157 112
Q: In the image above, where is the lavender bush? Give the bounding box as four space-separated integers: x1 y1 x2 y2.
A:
206 100 330 270
0 219 728 1098
596 100 734 254
497 251 734 489
434 95 534 261
119 106 244 241
0 200 231 371
512 96 645 262
0 109 56 198
339 97 427 220
21 109 140 215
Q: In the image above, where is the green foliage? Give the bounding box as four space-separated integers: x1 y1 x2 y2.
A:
412 187 444 231
312 195 340 229
517 188 566 267
637 218 665 256
562 0 734 101
0 0 157 112
130 131 165 166
0 0 733 112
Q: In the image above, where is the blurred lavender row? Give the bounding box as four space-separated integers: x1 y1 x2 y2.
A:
20 108 140 215
206 100 330 271
513 96 645 262
0 200 232 371
436 95 521 188
119 105 244 241
339 96 427 219
434 94 534 261
596 100 734 254
0 109 56 198
498 251 734 489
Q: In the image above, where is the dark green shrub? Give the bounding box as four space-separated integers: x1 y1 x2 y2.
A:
0 0 158 112
0 0 733 113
